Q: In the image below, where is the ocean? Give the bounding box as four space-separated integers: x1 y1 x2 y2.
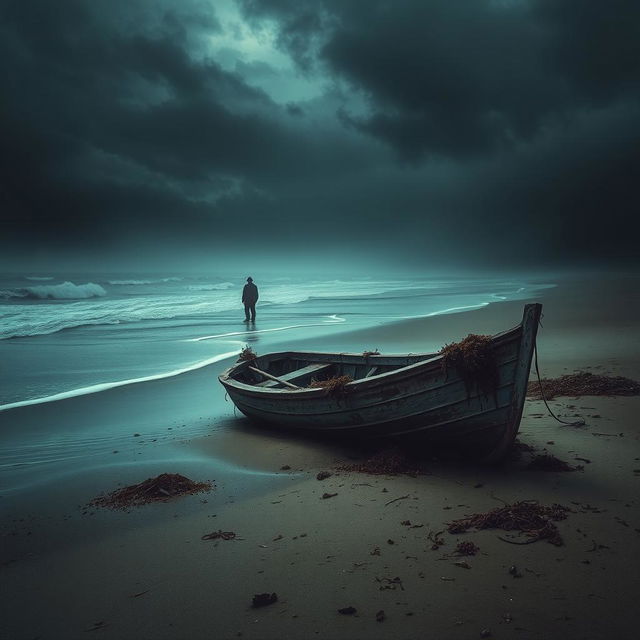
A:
0 272 554 409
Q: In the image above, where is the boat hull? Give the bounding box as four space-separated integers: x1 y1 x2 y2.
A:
219 304 542 462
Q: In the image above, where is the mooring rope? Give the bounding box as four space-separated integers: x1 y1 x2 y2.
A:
533 338 586 427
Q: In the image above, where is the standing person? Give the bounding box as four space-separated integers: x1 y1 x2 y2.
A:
242 277 258 323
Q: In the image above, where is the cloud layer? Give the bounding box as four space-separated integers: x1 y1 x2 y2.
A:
1 0 638 268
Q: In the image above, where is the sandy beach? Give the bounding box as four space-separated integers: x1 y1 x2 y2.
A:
2 274 639 640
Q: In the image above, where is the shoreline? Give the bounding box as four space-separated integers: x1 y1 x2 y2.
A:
1 273 640 639
0 277 553 411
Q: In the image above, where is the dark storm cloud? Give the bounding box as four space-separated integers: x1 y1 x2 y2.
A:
0 0 340 248
1 0 639 268
238 0 640 266
241 0 640 159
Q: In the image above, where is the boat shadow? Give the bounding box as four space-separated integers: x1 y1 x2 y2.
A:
222 416 500 475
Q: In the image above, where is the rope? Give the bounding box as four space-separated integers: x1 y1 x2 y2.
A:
533 339 585 427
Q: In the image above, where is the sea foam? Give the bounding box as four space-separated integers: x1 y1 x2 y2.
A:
107 277 182 285
187 282 234 291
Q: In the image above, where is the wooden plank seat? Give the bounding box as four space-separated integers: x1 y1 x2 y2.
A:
256 363 333 388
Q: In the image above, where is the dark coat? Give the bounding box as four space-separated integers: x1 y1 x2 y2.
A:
242 282 259 304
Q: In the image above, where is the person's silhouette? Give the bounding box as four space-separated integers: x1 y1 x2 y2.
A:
242 277 258 322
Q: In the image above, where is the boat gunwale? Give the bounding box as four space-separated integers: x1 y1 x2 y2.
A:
218 324 521 397
228 356 519 417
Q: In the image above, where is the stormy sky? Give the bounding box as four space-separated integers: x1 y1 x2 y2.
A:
1 0 638 271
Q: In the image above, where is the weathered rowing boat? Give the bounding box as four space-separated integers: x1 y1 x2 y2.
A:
218 304 542 463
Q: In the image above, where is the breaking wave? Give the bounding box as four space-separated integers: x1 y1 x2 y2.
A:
1 281 107 301
107 279 155 286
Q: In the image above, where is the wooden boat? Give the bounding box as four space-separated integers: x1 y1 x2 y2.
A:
218 304 542 463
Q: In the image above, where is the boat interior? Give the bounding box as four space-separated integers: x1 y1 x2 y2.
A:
233 353 438 389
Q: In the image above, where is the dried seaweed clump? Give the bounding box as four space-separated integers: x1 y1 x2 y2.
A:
527 454 578 472
336 447 422 476
455 541 480 556
309 375 354 393
447 500 570 546
90 473 212 509
440 334 497 395
238 345 257 362
527 371 640 400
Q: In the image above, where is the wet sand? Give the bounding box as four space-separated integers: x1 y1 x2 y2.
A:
1 274 639 639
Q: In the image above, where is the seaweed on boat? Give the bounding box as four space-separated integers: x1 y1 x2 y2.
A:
447 500 570 546
309 375 354 393
90 473 212 509
440 334 498 396
238 346 257 362
527 371 640 400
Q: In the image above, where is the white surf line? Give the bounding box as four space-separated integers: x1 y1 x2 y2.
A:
187 317 345 342
399 302 491 320
426 302 490 316
0 349 241 413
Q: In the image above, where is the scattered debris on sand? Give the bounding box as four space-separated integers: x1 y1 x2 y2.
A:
335 447 423 476
428 530 445 550
527 454 580 472
440 334 497 395
252 593 277 608
509 565 522 578
447 500 570 546
322 492 338 499
90 473 212 509
316 471 332 480
376 576 404 591
309 375 353 393
385 494 410 506
338 606 357 615
238 346 257 362
528 371 640 400
376 610 385 622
